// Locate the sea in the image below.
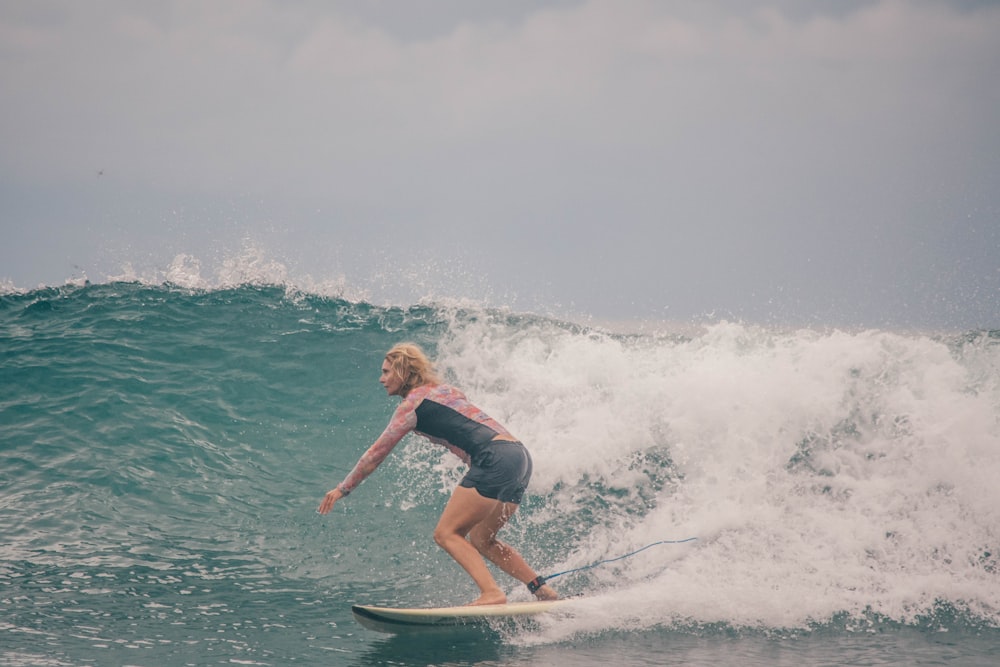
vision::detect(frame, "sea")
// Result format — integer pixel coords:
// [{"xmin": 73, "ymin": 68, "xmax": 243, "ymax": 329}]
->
[{"xmin": 2, "ymin": 270, "xmax": 998, "ymax": 666}]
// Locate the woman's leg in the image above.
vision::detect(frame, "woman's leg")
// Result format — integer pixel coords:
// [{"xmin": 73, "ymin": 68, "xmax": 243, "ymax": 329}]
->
[
  {"xmin": 433, "ymin": 485, "xmax": 508, "ymax": 605},
  {"xmin": 434, "ymin": 485, "xmax": 558, "ymax": 605},
  {"xmin": 467, "ymin": 501, "xmax": 558, "ymax": 600}
]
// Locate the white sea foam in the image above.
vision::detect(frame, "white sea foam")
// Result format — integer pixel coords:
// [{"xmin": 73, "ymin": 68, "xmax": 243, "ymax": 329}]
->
[
  {"xmin": 429, "ymin": 315, "xmax": 1000, "ymax": 637},
  {"xmin": 99, "ymin": 246, "xmax": 367, "ymax": 304}
]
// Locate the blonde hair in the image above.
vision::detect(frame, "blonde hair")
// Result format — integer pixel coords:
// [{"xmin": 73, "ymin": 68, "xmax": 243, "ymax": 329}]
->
[{"xmin": 385, "ymin": 342, "xmax": 441, "ymax": 395}]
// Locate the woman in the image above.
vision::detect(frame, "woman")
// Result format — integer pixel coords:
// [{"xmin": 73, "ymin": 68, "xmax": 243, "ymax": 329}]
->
[{"xmin": 318, "ymin": 343, "xmax": 558, "ymax": 606}]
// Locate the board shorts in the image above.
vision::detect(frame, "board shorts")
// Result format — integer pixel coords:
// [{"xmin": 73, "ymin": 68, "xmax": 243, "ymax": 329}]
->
[{"xmin": 459, "ymin": 440, "xmax": 533, "ymax": 504}]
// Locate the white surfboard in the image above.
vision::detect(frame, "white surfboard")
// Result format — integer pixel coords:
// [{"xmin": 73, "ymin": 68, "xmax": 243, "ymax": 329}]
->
[{"xmin": 352, "ymin": 599, "xmax": 568, "ymax": 633}]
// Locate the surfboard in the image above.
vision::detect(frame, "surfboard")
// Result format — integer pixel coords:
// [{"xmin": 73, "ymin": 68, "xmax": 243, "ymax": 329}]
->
[{"xmin": 351, "ymin": 599, "xmax": 568, "ymax": 633}]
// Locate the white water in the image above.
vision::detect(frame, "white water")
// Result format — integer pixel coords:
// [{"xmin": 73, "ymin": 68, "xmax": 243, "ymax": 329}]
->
[{"xmin": 425, "ymin": 316, "xmax": 1000, "ymax": 639}]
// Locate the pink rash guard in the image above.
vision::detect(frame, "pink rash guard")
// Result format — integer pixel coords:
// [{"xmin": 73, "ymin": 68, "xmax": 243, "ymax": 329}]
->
[{"xmin": 336, "ymin": 384, "xmax": 515, "ymax": 496}]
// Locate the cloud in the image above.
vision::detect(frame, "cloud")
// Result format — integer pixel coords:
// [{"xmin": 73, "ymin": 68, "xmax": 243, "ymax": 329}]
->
[
  {"xmin": 1, "ymin": 1, "xmax": 998, "ymax": 327},
  {"xmin": 5, "ymin": 1, "xmax": 997, "ymax": 191}
]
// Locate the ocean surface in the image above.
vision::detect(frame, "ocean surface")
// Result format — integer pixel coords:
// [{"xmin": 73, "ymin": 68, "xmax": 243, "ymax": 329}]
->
[{"xmin": 2, "ymin": 279, "xmax": 998, "ymax": 666}]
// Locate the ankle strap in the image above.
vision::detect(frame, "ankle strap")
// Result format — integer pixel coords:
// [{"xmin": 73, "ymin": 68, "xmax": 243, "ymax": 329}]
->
[{"xmin": 526, "ymin": 576, "xmax": 547, "ymax": 594}]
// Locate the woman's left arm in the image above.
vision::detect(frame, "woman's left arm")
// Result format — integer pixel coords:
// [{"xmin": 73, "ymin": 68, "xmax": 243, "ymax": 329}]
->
[
  {"xmin": 317, "ymin": 486, "xmax": 345, "ymax": 515},
  {"xmin": 317, "ymin": 400, "xmax": 417, "ymax": 513}
]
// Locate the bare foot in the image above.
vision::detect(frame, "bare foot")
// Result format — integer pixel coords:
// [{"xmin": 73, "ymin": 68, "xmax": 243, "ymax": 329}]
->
[
  {"xmin": 533, "ymin": 584, "xmax": 559, "ymax": 601},
  {"xmin": 467, "ymin": 589, "xmax": 507, "ymax": 606}
]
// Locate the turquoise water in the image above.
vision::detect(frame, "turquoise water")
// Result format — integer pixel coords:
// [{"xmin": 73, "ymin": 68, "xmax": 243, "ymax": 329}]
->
[{"xmin": 2, "ymin": 282, "xmax": 999, "ymax": 666}]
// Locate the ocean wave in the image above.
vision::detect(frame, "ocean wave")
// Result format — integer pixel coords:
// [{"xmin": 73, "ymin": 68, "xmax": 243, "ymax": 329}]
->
[{"xmin": 2, "ymin": 280, "xmax": 999, "ymax": 650}]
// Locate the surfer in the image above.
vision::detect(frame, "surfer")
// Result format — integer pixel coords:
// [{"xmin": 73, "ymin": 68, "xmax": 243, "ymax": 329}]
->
[{"xmin": 318, "ymin": 342, "xmax": 558, "ymax": 606}]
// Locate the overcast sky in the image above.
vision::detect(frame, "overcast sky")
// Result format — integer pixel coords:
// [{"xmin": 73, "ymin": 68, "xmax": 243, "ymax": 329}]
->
[{"xmin": 2, "ymin": 0, "xmax": 998, "ymax": 330}]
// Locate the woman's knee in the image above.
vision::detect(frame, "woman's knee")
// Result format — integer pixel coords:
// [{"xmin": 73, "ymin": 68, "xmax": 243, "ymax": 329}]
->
[
  {"xmin": 433, "ymin": 524, "xmax": 454, "ymax": 548},
  {"xmin": 468, "ymin": 530, "xmax": 501, "ymax": 555}
]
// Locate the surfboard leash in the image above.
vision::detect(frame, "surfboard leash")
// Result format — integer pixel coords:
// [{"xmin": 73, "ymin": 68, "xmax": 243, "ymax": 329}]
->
[{"xmin": 537, "ymin": 537, "xmax": 698, "ymax": 586}]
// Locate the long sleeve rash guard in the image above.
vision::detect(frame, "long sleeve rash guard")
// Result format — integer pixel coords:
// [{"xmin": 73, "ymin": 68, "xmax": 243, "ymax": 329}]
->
[{"xmin": 336, "ymin": 384, "xmax": 514, "ymax": 496}]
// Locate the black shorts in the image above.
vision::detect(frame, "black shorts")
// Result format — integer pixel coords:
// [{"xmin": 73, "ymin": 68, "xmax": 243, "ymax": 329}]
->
[{"xmin": 459, "ymin": 440, "xmax": 533, "ymax": 504}]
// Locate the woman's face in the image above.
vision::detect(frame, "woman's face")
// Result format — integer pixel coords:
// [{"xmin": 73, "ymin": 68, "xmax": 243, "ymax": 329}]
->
[{"xmin": 380, "ymin": 359, "xmax": 405, "ymax": 396}]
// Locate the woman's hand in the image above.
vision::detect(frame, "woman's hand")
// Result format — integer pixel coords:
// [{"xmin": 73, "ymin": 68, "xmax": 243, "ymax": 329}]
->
[{"xmin": 317, "ymin": 487, "xmax": 344, "ymax": 515}]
